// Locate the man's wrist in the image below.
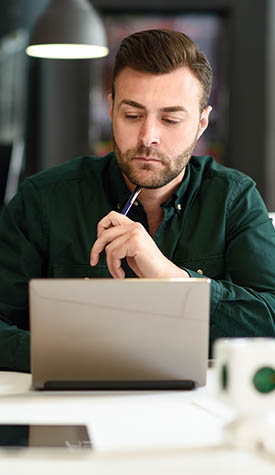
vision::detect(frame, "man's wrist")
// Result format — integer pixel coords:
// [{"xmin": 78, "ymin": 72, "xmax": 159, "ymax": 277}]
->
[{"xmin": 168, "ymin": 263, "xmax": 190, "ymax": 279}]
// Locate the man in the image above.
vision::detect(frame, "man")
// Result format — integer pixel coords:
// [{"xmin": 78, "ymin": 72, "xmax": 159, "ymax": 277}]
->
[{"xmin": 0, "ymin": 29, "xmax": 274, "ymax": 373}]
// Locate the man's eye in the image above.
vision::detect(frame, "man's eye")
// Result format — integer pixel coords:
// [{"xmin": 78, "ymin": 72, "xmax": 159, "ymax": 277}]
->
[
  {"xmin": 125, "ymin": 114, "xmax": 142, "ymax": 120},
  {"xmin": 162, "ymin": 118, "xmax": 180, "ymax": 125}
]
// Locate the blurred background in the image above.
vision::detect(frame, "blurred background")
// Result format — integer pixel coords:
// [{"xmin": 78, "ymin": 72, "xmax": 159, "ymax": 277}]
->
[{"xmin": 0, "ymin": 0, "xmax": 275, "ymax": 211}]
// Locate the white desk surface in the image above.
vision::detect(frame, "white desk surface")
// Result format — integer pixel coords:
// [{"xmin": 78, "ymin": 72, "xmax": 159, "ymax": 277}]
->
[{"xmin": 0, "ymin": 369, "xmax": 274, "ymax": 474}]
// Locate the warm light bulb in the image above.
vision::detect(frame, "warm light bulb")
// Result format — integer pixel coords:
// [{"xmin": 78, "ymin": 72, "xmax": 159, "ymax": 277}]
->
[{"xmin": 26, "ymin": 43, "xmax": 109, "ymax": 59}]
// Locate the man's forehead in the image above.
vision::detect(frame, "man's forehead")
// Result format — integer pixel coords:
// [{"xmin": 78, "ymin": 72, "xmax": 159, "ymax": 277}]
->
[{"xmin": 114, "ymin": 66, "xmax": 203, "ymax": 106}]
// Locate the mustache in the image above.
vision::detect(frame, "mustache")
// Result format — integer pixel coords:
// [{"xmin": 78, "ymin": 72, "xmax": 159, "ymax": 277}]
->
[{"xmin": 126, "ymin": 145, "xmax": 168, "ymax": 162}]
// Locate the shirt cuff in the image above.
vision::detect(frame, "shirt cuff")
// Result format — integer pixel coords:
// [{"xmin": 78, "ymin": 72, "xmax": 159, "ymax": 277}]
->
[
  {"xmin": 183, "ymin": 267, "xmax": 222, "ymax": 318},
  {"xmin": 183, "ymin": 268, "xmax": 206, "ymax": 278}
]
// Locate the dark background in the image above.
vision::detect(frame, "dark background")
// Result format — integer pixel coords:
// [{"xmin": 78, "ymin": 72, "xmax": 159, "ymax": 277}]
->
[{"xmin": 0, "ymin": 0, "xmax": 275, "ymax": 210}]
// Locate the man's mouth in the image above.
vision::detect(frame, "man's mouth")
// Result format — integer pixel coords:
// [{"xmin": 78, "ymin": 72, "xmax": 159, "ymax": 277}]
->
[{"xmin": 132, "ymin": 156, "xmax": 161, "ymax": 162}]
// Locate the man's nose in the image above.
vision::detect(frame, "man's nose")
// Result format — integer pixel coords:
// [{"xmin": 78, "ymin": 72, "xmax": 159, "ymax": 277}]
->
[{"xmin": 139, "ymin": 117, "xmax": 160, "ymax": 147}]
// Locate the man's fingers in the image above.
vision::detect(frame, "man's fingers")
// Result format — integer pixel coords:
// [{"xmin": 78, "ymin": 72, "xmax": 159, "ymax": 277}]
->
[
  {"xmin": 105, "ymin": 239, "xmax": 127, "ymax": 279},
  {"xmin": 90, "ymin": 222, "xmax": 129, "ymax": 266},
  {"xmin": 104, "ymin": 226, "xmax": 143, "ymax": 278},
  {"xmin": 97, "ymin": 211, "xmax": 131, "ymax": 237}
]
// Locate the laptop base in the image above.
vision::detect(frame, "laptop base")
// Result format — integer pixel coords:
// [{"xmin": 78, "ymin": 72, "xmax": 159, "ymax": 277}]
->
[{"xmin": 43, "ymin": 380, "xmax": 197, "ymax": 391}]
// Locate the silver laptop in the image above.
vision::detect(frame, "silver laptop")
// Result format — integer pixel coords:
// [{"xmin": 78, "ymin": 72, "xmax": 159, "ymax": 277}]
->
[{"xmin": 29, "ymin": 278, "xmax": 210, "ymax": 390}]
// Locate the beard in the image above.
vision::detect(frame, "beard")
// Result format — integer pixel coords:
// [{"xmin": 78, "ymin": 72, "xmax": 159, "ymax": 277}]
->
[{"xmin": 113, "ymin": 132, "xmax": 198, "ymax": 189}]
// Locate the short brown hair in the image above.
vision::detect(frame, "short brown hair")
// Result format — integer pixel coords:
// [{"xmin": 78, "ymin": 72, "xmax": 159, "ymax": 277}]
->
[{"xmin": 112, "ymin": 29, "xmax": 212, "ymax": 111}]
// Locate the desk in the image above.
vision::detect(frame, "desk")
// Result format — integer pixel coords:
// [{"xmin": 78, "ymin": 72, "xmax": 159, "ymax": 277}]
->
[{"xmin": 0, "ymin": 369, "xmax": 274, "ymax": 474}]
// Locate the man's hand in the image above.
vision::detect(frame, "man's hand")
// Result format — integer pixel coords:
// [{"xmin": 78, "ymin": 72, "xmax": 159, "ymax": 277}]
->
[{"xmin": 90, "ymin": 211, "xmax": 190, "ymax": 279}]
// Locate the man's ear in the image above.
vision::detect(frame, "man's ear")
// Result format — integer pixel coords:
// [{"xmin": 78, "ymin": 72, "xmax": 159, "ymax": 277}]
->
[
  {"xmin": 108, "ymin": 93, "xmax": 113, "ymax": 119},
  {"xmin": 197, "ymin": 105, "xmax": 212, "ymax": 140}
]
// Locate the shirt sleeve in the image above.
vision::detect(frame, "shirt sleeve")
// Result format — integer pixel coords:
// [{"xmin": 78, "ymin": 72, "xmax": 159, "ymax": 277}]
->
[
  {"xmin": 185, "ymin": 178, "xmax": 275, "ymax": 352},
  {"xmin": 0, "ymin": 179, "xmax": 47, "ymax": 372}
]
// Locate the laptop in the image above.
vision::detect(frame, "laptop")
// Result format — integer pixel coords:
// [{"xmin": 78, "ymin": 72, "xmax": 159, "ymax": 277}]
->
[{"xmin": 29, "ymin": 278, "xmax": 210, "ymax": 390}]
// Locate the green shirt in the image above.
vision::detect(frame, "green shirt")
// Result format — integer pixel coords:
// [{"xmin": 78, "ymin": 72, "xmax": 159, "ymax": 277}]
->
[{"xmin": 0, "ymin": 153, "xmax": 275, "ymax": 372}]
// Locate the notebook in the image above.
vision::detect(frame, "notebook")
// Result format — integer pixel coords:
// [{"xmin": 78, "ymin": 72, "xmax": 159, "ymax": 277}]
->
[{"xmin": 29, "ymin": 278, "xmax": 210, "ymax": 390}]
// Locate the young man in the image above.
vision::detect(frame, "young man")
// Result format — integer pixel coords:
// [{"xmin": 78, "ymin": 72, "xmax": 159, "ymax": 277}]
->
[{"xmin": 0, "ymin": 30, "xmax": 274, "ymax": 373}]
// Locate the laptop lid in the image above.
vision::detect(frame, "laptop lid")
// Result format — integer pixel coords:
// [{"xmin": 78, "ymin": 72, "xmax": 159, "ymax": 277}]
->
[{"xmin": 29, "ymin": 278, "xmax": 210, "ymax": 390}]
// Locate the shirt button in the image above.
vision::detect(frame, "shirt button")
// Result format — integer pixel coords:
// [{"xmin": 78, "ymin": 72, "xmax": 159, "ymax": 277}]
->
[
  {"xmin": 134, "ymin": 200, "xmax": 139, "ymax": 206},
  {"xmin": 196, "ymin": 269, "xmax": 204, "ymax": 275},
  {"xmin": 177, "ymin": 203, "xmax": 182, "ymax": 211},
  {"xmin": 117, "ymin": 203, "xmax": 121, "ymax": 210}
]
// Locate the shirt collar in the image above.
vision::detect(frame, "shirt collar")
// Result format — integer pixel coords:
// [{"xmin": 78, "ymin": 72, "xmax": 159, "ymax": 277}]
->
[{"xmin": 161, "ymin": 164, "xmax": 191, "ymax": 214}]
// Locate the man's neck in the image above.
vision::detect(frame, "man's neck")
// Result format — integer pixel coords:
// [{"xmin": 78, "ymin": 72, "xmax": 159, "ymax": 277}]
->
[{"xmin": 122, "ymin": 170, "xmax": 186, "ymax": 235}]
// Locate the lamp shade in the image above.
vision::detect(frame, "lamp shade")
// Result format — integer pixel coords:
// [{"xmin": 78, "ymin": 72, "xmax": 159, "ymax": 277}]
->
[{"xmin": 26, "ymin": 0, "xmax": 109, "ymax": 59}]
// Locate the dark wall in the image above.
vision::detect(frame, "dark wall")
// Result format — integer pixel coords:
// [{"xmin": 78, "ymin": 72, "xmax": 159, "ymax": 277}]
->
[{"xmin": 38, "ymin": 59, "xmax": 91, "ymax": 171}]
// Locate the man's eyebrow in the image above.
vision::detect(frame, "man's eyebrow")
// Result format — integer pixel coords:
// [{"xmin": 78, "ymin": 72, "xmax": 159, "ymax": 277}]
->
[
  {"xmin": 160, "ymin": 106, "xmax": 187, "ymax": 113},
  {"xmin": 118, "ymin": 100, "xmax": 188, "ymax": 113},
  {"xmin": 118, "ymin": 99, "xmax": 145, "ymax": 109}
]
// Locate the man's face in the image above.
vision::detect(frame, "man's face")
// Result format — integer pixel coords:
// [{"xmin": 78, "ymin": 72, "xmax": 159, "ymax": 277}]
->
[{"xmin": 110, "ymin": 66, "xmax": 211, "ymax": 189}]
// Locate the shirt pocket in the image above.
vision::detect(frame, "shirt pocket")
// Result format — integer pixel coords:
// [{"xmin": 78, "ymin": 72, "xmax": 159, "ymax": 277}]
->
[
  {"xmin": 53, "ymin": 264, "xmax": 111, "ymax": 278},
  {"xmin": 175, "ymin": 254, "xmax": 225, "ymax": 280}
]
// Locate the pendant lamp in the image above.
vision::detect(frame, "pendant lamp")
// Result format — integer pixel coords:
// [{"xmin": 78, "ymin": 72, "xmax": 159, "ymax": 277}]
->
[{"xmin": 26, "ymin": 0, "xmax": 109, "ymax": 59}]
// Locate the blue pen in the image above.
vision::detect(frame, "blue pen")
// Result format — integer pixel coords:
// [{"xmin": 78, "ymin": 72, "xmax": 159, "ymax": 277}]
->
[{"xmin": 121, "ymin": 186, "xmax": 142, "ymax": 216}]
